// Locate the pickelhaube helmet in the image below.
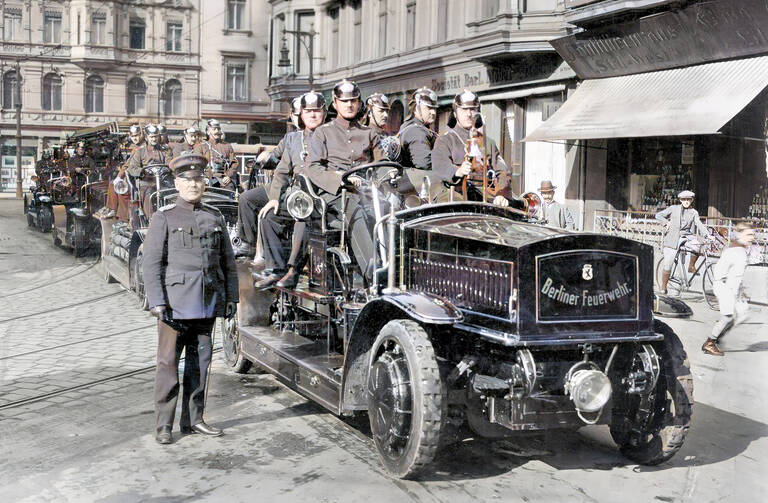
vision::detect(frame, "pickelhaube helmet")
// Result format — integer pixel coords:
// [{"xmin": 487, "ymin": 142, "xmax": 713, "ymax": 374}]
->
[
  {"xmin": 333, "ymin": 79, "xmax": 361, "ymax": 101},
  {"xmin": 129, "ymin": 124, "xmax": 142, "ymax": 135},
  {"xmin": 290, "ymin": 96, "xmax": 302, "ymax": 116},
  {"xmin": 301, "ymin": 91, "xmax": 327, "ymax": 111},
  {"xmin": 366, "ymin": 93, "xmax": 390, "ymax": 110},
  {"xmin": 185, "ymin": 124, "xmax": 199, "ymax": 134},
  {"xmin": 145, "ymin": 124, "xmax": 159, "ymax": 135},
  {"xmin": 411, "ymin": 87, "xmax": 439, "ymax": 109},
  {"xmin": 207, "ymin": 118, "xmax": 221, "ymax": 129},
  {"xmin": 453, "ymin": 89, "xmax": 480, "ymax": 109},
  {"xmin": 157, "ymin": 124, "xmax": 167, "ymax": 134}
]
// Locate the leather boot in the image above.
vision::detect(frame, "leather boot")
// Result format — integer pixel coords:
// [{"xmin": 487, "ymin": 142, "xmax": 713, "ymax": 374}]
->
[
  {"xmin": 660, "ymin": 271, "xmax": 671, "ymax": 294},
  {"xmin": 276, "ymin": 267, "xmax": 300, "ymax": 289},
  {"xmin": 701, "ymin": 338, "xmax": 724, "ymax": 356},
  {"xmin": 688, "ymin": 254, "xmax": 698, "ymax": 274}
]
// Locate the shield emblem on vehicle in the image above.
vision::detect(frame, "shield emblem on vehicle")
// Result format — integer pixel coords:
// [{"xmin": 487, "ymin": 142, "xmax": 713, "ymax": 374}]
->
[{"xmin": 582, "ymin": 264, "xmax": 593, "ymax": 281}]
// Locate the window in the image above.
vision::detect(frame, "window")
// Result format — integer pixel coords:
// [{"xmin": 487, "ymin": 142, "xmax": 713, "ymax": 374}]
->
[
  {"xmin": 437, "ymin": 0, "xmax": 448, "ymax": 42},
  {"xmin": 3, "ymin": 71, "xmax": 19, "ymax": 108},
  {"xmin": 329, "ymin": 7, "xmax": 339, "ymax": 69},
  {"xmin": 126, "ymin": 77, "xmax": 146, "ymax": 115},
  {"xmin": 129, "ymin": 18, "xmax": 145, "ymax": 49},
  {"xmin": 44, "ymin": 12, "xmax": 62, "ymax": 44},
  {"xmin": 85, "ymin": 75, "xmax": 104, "ymax": 113},
  {"xmin": 378, "ymin": 1, "xmax": 387, "ymax": 57},
  {"xmin": 164, "ymin": 79, "xmax": 182, "ymax": 116},
  {"xmin": 91, "ymin": 14, "xmax": 106, "ymax": 45},
  {"xmin": 166, "ymin": 22, "xmax": 183, "ymax": 52},
  {"xmin": 42, "ymin": 73, "xmax": 62, "ymax": 111},
  {"xmin": 353, "ymin": 3, "xmax": 362, "ymax": 63},
  {"xmin": 3, "ymin": 11, "xmax": 22, "ymax": 41},
  {"xmin": 227, "ymin": 0, "xmax": 246, "ymax": 30},
  {"xmin": 226, "ymin": 64, "xmax": 247, "ymax": 101},
  {"xmin": 295, "ymin": 11, "xmax": 314, "ymax": 75},
  {"xmin": 405, "ymin": 2, "xmax": 416, "ymax": 50}
]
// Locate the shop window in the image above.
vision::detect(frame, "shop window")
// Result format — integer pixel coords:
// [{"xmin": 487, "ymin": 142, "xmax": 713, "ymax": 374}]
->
[
  {"xmin": 127, "ymin": 77, "xmax": 146, "ymax": 115},
  {"xmin": 3, "ymin": 11, "xmax": 22, "ymax": 41},
  {"xmin": 166, "ymin": 22, "xmax": 183, "ymax": 52},
  {"xmin": 226, "ymin": 63, "xmax": 247, "ymax": 102},
  {"xmin": 130, "ymin": 18, "xmax": 145, "ymax": 49},
  {"xmin": 228, "ymin": 0, "xmax": 246, "ymax": 30},
  {"xmin": 85, "ymin": 75, "xmax": 104, "ymax": 113},
  {"xmin": 42, "ymin": 73, "xmax": 62, "ymax": 111},
  {"xmin": 3, "ymin": 71, "xmax": 19, "ymax": 108},
  {"xmin": 44, "ymin": 12, "xmax": 62, "ymax": 44},
  {"xmin": 91, "ymin": 14, "xmax": 106, "ymax": 45},
  {"xmin": 164, "ymin": 79, "xmax": 182, "ymax": 116}
]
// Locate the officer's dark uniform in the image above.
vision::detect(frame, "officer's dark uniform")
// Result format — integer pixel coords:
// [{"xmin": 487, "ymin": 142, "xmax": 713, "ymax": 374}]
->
[
  {"xmin": 398, "ymin": 115, "xmax": 439, "ymax": 196},
  {"xmin": 171, "ymin": 140, "xmax": 197, "ymax": 158},
  {"xmin": 67, "ymin": 151, "xmax": 95, "ymax": 189},
  {"xmin": 126, "ymin": 141, "xmax": 171, "ymax": 217},
  {"xmin": 194, "ymin": 139, "xmax": 239, "ymax": 187},
  {"xmin": 142, "ymin": 154, "xmax": 238, "ymax": 443}
]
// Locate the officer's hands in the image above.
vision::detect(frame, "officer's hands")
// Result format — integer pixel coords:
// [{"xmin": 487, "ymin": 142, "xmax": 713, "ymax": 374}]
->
[
  {"xmin": 225, "ymin": 302, "xmax": 237, "ymax": 319},
  {"xmin": 347, "ymin": 175, "xmax": 363, "ymax": 187},
  {"xmin": 455, "ymin": 161, "xmax": 472, "ymax": 178},
  {"xmin": 259, "ymin": 199, "xmax": 279, "ymax": 219},
  {"xmin": 221, "ymin": 176, "xmax": 231, "ymax": 186},
  {"xmin": 493, "ymin": 195, "xmax": 509, "ymax": 207},
  {"xmin": 150, "ymin": 305, "xmax": 166, "ymax": 319}
]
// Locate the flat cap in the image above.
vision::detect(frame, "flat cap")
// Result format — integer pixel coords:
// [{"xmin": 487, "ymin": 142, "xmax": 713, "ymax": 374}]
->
[
  {"xmin": 169, "ymin": 153, "xmax": 207, "ymax": 178},
  {"xmin": 678, "ymin": 190, "xmax": 695, "ymax": 198}
]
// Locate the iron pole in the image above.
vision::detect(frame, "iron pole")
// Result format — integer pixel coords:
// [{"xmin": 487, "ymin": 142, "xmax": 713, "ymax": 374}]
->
[{"xmin": 15, "ymin": 59, "xmax": 22, "ymax": 199}]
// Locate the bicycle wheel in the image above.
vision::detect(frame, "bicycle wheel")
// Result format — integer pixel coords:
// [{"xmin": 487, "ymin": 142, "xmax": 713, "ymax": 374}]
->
[
  {"xmin": 702, "ymin": 263, "xmax": 718, "ymax": 310},
  {"xmin": 668, "ymin": 252, "xmax": 685, "ymax": 296}
]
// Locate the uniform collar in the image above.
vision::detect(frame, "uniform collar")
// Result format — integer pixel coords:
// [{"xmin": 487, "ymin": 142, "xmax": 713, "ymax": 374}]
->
[
  {"xmin": 176, "ymin": 197, "xmax": 202, "ymax": 210},
  {"xmin": 334, "ymin": 116, "xmax": 356, "ymax": 130}
]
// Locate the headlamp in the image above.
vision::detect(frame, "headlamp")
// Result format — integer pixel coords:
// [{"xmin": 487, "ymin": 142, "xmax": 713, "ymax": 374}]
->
[
  {"xmin": 565, "ymin": 368, "xmax": 612, "ymax": 413},
  {"xmin": 286, "ymin": 189, "xmax": 314, "ymax": 220}
]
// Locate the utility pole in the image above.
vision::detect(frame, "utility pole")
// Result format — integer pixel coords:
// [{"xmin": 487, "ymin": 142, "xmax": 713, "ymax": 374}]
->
[{"xmin": 14, "ymin": 58, "xmax": 22, "ymax": 199}]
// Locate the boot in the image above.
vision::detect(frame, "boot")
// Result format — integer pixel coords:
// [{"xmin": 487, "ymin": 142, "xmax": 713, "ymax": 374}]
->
[
  {"xmin": 701, "ymin": 338, "xmax": 724, "ymax": 356},
  {"xmin": 688, "ymin": 254, "xmax": 698, "ymax": 274},
  {"xmin": 276, "ymin": 267, "xmax": 300, "ymax": 289},
  {"xmin": 660, "ymin": 271, "xmax": 671, "ymax": 294}
]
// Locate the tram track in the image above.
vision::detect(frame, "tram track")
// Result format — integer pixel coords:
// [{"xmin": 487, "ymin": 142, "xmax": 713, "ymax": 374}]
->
[
  {"xmin": 0, "ymin": 290, "xmax": 126, "ymax": 324},
  {"xmin": 0, "ymin": 260, "xmax": 99, "ymax": 299}
]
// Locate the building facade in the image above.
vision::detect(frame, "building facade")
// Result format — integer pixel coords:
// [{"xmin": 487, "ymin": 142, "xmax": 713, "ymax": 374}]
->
[
  {"xmin": 0, "ymin": 0, "xmax": 202, "ymax": 190},
  {"xmin": 199, "ymin": 0, "xmax": 285, "ymax": 145},
  {"xmin": 267, "ymin": 0, "xmax": 576, "ymax": 213}
]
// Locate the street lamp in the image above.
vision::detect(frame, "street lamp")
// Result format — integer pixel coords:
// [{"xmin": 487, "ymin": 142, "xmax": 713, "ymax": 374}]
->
[
  {"xmin": 280, "ymin": 27, "xmax": 316, "ymax": 87},
  {"xmin": 277, "ymin": 36, "xmax": 291, "ymax": 76}
]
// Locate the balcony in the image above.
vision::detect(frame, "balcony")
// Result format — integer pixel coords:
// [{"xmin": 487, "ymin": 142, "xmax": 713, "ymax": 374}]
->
[
  {"xmin": 70, "ymin": 45, "xmax": 116, "ymax": 66},
  {"xmin": 0, "ymin": 42, "xmax": 71, "ymax": 59}
]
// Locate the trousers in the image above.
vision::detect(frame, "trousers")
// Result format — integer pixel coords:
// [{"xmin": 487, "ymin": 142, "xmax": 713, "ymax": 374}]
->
[
  {"xmin": 155, "ymin": 318, "xmax": 214, "ymax": 431},
  {"xmin": 238, "ymin": 186, "xmax": 269, "ymax": 244},
  {"xmin": 260, "ymin": 206, "xmax": 307, "ymax": 274},
  {"xmin": 326, "ymin": 190, "xmax": 375, "ymax": 278}
]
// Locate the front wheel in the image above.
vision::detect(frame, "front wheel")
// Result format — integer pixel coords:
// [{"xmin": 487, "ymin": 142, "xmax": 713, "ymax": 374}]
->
[
  {"xmin": 702, "ymin": 263, "xmax": 718, "ymax": 310},
  {"xmin": 220, "ymin": 315, "xmax": 252, "ymax": 374},
  {"xmin": 367, "ymin": 320, "xmax": 446, "ymax": 479},
  {"xmin": 131, "ymin": 245, "xmax": 148, "ymax": 310},
  {"xmin": 610, "ymin": 320, "xmax": 693, "ymax": 465}
]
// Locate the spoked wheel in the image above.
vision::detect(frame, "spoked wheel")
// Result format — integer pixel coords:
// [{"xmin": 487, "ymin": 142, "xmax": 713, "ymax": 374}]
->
[
  {"xmin": 131, "ymin": 245, "xmax": 148, "ymax": 310},
  {"xmin": 367, "ymin": 320, "xmax": 445, "ymax": 479},
  {"xmin": 610, "ymin": 320, "xmax": 693, "ymax": 465},
  {"xmin": 220, "ymin": 315, "xmax": 252, "ymax": 374},
  {"xmin": 702, "ymin": 263, "xmax": 718, "ymax": 310},
  {"xmin": 39, "ymin": 206, "xmax": 52, "ymax": 233},
  {"xmin": 72, "ymin": 219, "xmax": 88, "ymax": 257}
]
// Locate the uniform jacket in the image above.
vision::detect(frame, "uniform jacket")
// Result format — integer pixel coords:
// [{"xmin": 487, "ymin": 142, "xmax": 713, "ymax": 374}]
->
[
  {"xmin": 67, "ymin": 154, "xmax": 95, "ymax": 186},
  {"xmin": 126, "ymin": 144, "xmax": 171, "ymax": 178},
  {"xmin": 194, "ymin": 140, "xmax": 238, "ymax": 171},
  {"xmin": 171, "ymin": 141, "xmax": 197, "ymax": 158},
  {"xmin": 268, "ymin": 130, "xmax": 312, "ymax": 201},
  {"xmin": 538, "ymin": 200, "xmax": 575, "ymax": 230},
  {"xmin": 398, "ymin": 117, "xmax": 437, "ymax": 171},
  {"xmin": 143, "ymin": 197, "xmax": 239, "ymax": 319},
  {"xmin": 306, "ymin": 117, "xmax": 383, "ymax": 195},
  {"xmin": 655, "ymin": 204, "xmax": 708, "ymax": 249},
  {"xmin": 431, "ymin": 125, "xmax": 511, "ymax": 199}
]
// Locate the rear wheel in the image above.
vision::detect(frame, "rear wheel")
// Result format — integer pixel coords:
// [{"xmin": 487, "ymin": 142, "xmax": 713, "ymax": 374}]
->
[
  {"xmin": 221, "ymin": 315, "xmax": 252, "ymax": 374},
  {"xmin": 702, "ymin": 263, "xmax": 718, "ymax": 310},
  {"xmin": 131, "ymin": 245, "xmax": 148, "ymax": 310},
  {"xmin": 367, "ymin": 320, "xmax": 445, "ymax": 479},
  {"xmin": 38, "ymin": 206, "xmax": 52, "ymax": 233},
  {"xmin": 610, "ymin": 320, "xmax": 693, "ymax": 465},
  {"xmin": 72, "ymin": 218, "xmax": 89, "ymax": 257}
]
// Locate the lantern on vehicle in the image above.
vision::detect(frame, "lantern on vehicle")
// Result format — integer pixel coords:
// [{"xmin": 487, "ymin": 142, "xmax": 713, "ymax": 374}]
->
[
  {"xmin": 113, "ymin": 176, "xmax": 129, "ymax": 195},
  {"xmin": 564, "ymin": 363, "xmax": 612, "ymax": 413},
  {"xmin": 286, "ymin": 189, "xmax": 314, "ymax": 220}
]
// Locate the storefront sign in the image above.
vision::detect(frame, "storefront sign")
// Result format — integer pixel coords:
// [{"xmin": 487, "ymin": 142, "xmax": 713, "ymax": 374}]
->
[{"xmin": 552, "ymin": 0, "xmax": 768, "ymax": 79}]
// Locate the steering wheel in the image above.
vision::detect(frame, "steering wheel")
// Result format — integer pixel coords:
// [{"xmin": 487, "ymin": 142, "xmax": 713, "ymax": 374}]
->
[
  {"xmin": 340, "ymin": 160, "xmax": 404, "ymax": 187},
  {"xmin": 142, "ymin": 163, "xmax": 169, "ymax": 177}
]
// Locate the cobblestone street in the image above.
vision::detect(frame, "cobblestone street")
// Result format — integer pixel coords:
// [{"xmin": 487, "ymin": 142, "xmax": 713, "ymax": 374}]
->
[{"xmin": 1, "ymin": 198, "xmax": 767, "ymax": 503}]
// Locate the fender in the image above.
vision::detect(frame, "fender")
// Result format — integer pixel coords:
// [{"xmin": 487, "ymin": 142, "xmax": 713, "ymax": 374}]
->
[{"xmin": 339, "ymin": 292, "xmax": 463, "ymax": 412}]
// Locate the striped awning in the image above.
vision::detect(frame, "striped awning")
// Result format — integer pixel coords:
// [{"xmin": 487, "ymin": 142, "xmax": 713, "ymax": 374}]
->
[{"xmin": 524, "ymin": 56, "xmax": 768, "ymax": 141}]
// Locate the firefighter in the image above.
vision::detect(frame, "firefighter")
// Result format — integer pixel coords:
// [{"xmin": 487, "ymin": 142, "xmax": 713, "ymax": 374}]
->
[
  {"xmin": 194, "ymin": 119, "xmax": 239, "ymax": 188},
  {"xmin": 126, "ymin": 124, "xmax": 171, "ymax": 219}
]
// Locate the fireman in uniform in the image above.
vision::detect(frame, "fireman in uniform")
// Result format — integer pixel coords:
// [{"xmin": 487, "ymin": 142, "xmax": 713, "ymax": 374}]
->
[
  {"xmin": 432, "ymin": 89, "xmax": 514, "ymax": 207},
  {"xmin": 172, "ymin": 125, "xmax": 200, "ymax": 158},
  {"xmin": 126, "ymin": 124, "xmax": 171, "ymax": 218},
  {"xmin": 35, "ymin": 152, "xmax": 55, "ymax": 189},
  {"xmin": 194, "ymin": 119, "xmax": 239, "ymax": 188},
  {"xmin": 361, "ymin": 93, "xmax": 390, "ymax": 136},
  {"xmin": 143, "ymin": 153, "xmax": 238, "ymax": 444},
  {"xmin": 256, "ymin": 91, "xmax": 327, "ymax": 289},
  {"xmin": 305, "ymin": 79, "xmax": 384, "ymax": 279},
  {"xmin": 67, "ymin": 141, "xmax": 95, "ymax": 191},
  {"xmin": 398, "ymin": 87, "xmax": 440, "ymax": 198},
  {"xmin": 104, "ymin": 124, "xmax": 144, "ymax": 220}
]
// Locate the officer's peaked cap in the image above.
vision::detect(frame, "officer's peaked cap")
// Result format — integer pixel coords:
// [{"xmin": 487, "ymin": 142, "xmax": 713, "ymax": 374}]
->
[
  {"xmin": 169, "ymin": 154, "xmax": 207, "ymax": 178},
  {"xmin": 333, "ymin": 79, "xmax": 360, "ymax": 100}
]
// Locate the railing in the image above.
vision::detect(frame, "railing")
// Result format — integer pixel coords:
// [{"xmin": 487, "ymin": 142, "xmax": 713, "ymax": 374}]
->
[{"xmin": 594, "ymin": 209, "xmax": 768, "ymax": 262}]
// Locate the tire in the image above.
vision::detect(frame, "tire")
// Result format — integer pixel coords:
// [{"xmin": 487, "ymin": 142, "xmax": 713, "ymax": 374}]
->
[
  {"xmin": 132, "ymin": 245, "xmax": 148, "ymax": 311},
  {"xmin": 702, "ymin": 263, "xmax": 718, "ymax": 310},
  {"xmin": 610, "ymin": 320, "xmax": 693, "ymax": 465},
  {"xmin": 367, "ymin": 320, "xmax": 446, "ymax": 479},
  {"xmin": 72, "ymin": 219, "xmax": 88, "ymax": 257},
  {"xmin": 39, "ymin": 207, "xmax": 52, "ymax": 233},
  {"xmin": 220, "ymin": 315, "xmax": 252, "ymax": 374}
]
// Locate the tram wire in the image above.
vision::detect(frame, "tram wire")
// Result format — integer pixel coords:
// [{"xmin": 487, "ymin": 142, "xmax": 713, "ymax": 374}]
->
[
  {"xmin": 0, "ymin": 260, "xmax": 99, "ymax": 299},
  {"xmin": 0, "ymin": 290, "xmax": 126, "ymax": 324}
]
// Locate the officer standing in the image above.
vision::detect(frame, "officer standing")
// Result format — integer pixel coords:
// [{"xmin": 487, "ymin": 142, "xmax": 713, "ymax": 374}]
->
[
  {"xmin": 432, "ymin": 90, "xmax": 514, "ymax": 206},
  {"xmin": 126, "ymin": 125, "xmax": 171, "ymax": 219},
  {"xmin": 143, "ymin": 154, "xmax": 238, "ymax": 445}
]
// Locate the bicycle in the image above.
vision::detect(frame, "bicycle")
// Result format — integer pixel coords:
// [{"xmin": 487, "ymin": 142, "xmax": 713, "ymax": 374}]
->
[{"xmin": 655, "ymin": 231, "xmax": 724, "ymax": 309}]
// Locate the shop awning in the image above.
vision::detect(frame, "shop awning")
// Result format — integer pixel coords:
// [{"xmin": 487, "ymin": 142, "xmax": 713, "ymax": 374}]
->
[{"xmin": 524, "ymin": 56, "xmax": 768, "ymax": 142}]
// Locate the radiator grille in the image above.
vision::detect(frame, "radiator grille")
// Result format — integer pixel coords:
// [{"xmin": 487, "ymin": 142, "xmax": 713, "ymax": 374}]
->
[{"xmin": 408, "ymin": 249, "xmax": 514, "ymax": 317}]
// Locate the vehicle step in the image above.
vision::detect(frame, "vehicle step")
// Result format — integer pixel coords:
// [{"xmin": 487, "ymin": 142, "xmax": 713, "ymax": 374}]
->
[{"xmin": 250, "ymin": 271, "xmax": 333, "ymax": 303}]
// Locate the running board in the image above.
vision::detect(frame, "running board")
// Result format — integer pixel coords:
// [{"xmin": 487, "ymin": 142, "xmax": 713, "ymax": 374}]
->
[{"xmin": 239, "ymin": 325, "xmax": 344, "ymax": 415}]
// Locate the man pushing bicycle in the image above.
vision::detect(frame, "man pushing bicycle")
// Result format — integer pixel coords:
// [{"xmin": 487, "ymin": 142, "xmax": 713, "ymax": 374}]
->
[{"xmin": 655, "ymin": 190, "xmax": 711, "ymax": 294}]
